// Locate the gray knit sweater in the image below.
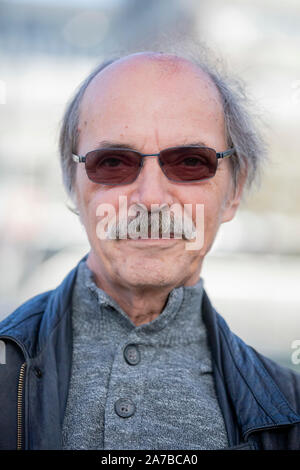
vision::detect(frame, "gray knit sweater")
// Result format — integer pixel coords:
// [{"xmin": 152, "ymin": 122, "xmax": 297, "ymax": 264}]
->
[{"xmin": 62, "ymin": 260, "xmax": 229, "ymax": 450}]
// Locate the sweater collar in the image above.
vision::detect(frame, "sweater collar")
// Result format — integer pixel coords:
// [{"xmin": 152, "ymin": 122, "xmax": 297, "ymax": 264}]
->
[{"xmin": 72, "ymin": 258, "xmax": 204, "ymax": 336}]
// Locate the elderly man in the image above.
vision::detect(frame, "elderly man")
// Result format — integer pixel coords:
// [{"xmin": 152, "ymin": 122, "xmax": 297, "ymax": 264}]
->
[{"xmin": 0, "ymin": 51, "xmax": 300, "ymax": 451}]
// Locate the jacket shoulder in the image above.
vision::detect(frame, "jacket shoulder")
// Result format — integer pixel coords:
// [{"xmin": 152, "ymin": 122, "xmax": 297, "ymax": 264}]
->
[
  {"xmin": 254, "ymin": 350, "xmax": 300, "ymax": 414},
  {"xmin": 216, "ymin": 311, "xmax": 300, "ymax": 417},
  {"xmin": 0, "ymin": 290, "xmax": 52, "ymax": 337},
  {"xmin": 0, "ymin": 255, "xmax": 85, "ymax": 356},
  {"xmin": 0, "ymin": 291, "xmax": 54, "ymax": 361}
]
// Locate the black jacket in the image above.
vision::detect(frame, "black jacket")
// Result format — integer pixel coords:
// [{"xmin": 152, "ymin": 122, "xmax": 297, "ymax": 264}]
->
[{"xmin": 0, "ymin": 255, "xmax": 300, "ymax": 450}]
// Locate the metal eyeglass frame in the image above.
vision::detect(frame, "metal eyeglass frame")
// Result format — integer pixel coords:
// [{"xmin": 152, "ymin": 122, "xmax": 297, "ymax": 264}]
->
[{"xmin": 72, "ymin": 145, "xmax": 235, "ymax": 184}]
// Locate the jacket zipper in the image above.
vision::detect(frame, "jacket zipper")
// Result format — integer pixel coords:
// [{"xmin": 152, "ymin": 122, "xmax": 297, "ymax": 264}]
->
[{"xmin": 17, "ymin": 362, "xmax": 27, "ymax": 450}]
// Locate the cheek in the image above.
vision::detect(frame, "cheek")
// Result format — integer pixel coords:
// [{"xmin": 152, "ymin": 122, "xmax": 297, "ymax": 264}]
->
[
  {"xmin": 75, "ymin": 167, "xmax": 106, "ymax": 230},
  {"xmin": 201, "ymin": 197, "xmax": 222, "ymax": 238},
  {"xmin": 75, "ymin": 173, "xmax": 128, "ymax": 238},
  {"xmin": 183, "ymin": 181, "xmax": 228, "ymax": 248},
  {"xmin": 183, "ymin": 181, "xmax": 224, "ymax": 220}
]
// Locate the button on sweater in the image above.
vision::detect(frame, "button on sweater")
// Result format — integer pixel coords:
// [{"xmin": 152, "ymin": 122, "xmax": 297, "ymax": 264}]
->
[{"xmin": 62, "ymin": 260, "xmax": 229, "ymax": 450}]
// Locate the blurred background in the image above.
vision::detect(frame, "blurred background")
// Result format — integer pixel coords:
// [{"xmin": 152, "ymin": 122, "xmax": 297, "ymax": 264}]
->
[{"xmin": 0, "ymin": 0, "xmax": 299, "ymax": 370}]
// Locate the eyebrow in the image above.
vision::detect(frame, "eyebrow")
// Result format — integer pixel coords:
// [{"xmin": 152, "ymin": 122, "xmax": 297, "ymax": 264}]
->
[{"xmin": 95, "ymin": 140, "xmax": 209, "ymax": 151}]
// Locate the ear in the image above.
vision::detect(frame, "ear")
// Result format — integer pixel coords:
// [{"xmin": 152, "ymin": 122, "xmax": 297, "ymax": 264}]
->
[{"xmin": 221, "ymin": 170, "xmax": 247, "ymax": 224}]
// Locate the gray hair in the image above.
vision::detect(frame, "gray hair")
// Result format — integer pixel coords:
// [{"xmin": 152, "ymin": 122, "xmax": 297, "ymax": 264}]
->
[{"xmin": 58, "ymin": 51, "xmax": 267, "ymax": 203}]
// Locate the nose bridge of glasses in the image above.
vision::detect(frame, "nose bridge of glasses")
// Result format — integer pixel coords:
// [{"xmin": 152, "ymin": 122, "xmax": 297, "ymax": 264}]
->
[
  {"xmin": 137, "ymin": 151, "xmax": 168, "ymax": 183},
  {"xmin": 139, "ymin": 152, "xmax": 164, "ymax": 170},
  {"xmin": 141, "ymin": 152, "xmax": 160, "ymax": 158},
  {"xmin": 133, "ymin": 152, "xmax": 174, "ymax": 207}
]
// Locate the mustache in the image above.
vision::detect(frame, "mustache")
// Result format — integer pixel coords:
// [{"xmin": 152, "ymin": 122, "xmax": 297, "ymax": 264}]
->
[{"xmin": 106, "ymin": 204, "xmax": 197, "ymax": 240}]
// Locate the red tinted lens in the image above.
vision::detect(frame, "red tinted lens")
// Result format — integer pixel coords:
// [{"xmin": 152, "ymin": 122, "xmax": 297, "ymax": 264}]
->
[
  {"xmin": 159, "ymin": 147, "xmax": 217, "ymax": 182},
  {"xmin": 85, "ymin": 149, "xmax": 141, "ymax": 184}
]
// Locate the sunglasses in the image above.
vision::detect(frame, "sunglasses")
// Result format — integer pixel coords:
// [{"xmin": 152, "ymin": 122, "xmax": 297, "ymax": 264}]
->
[{"xmin": 72, "ymin": 145, "xmax": 235, "ymax": 185}]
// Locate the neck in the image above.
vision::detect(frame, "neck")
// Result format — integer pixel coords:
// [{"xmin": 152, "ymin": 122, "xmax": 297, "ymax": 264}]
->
[{"xmin": 86, "ymin": 252, "xmax": 199, "ymax": 326}]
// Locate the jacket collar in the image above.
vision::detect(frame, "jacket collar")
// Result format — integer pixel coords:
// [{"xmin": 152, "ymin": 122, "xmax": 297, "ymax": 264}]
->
[{"xmin": 37, "ymin": 255, "xmax": 85, "ymax": 354}]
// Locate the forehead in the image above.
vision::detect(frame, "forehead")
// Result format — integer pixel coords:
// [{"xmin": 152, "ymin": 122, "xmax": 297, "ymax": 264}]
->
[{"xmin": 78, "ymin": 54, "xmax": 225, "ymax": 150}]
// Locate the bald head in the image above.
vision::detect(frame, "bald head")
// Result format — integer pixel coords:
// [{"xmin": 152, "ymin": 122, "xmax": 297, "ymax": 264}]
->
[{"xmin": 77, "ymin": 52, "xmax": 226, "ymax": 156}]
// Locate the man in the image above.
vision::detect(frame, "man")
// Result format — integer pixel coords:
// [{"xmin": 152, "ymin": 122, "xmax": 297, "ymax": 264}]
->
[{"xmin": 0, "ymin": 51, "xmax": 299, "ymax": 450}]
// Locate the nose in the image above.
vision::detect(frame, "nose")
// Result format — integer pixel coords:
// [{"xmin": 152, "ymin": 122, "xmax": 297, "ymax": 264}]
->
[{"xmin": 128, "ymin": 155, "xmax": 175, "ymax": 210}]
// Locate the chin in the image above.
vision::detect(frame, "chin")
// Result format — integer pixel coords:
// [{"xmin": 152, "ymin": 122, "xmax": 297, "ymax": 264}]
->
[{"xmin": 119, "ymin": 265, "xmax": 181, "ymax": 289}]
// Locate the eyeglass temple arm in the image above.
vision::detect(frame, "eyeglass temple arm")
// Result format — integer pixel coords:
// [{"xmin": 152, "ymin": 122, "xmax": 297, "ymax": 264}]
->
[
  {"xmin": 216, "ymin": 148, "xmax": 235, "ymax": 159},
  {"xmin": 72, "ymin": 154, "xmax": 86, "ymax": 163}
]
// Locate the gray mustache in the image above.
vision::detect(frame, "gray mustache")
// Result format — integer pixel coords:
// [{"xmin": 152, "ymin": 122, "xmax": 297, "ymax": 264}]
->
[{"xmin": 107, "ymin": 206, "xmax": 196, "ymax": 240}]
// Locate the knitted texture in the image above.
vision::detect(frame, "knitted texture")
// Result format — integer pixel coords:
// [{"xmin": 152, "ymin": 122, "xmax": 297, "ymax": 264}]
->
[{"xmin": 62, "ymin": 260, "xmax": 229, "ymax": 450}]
